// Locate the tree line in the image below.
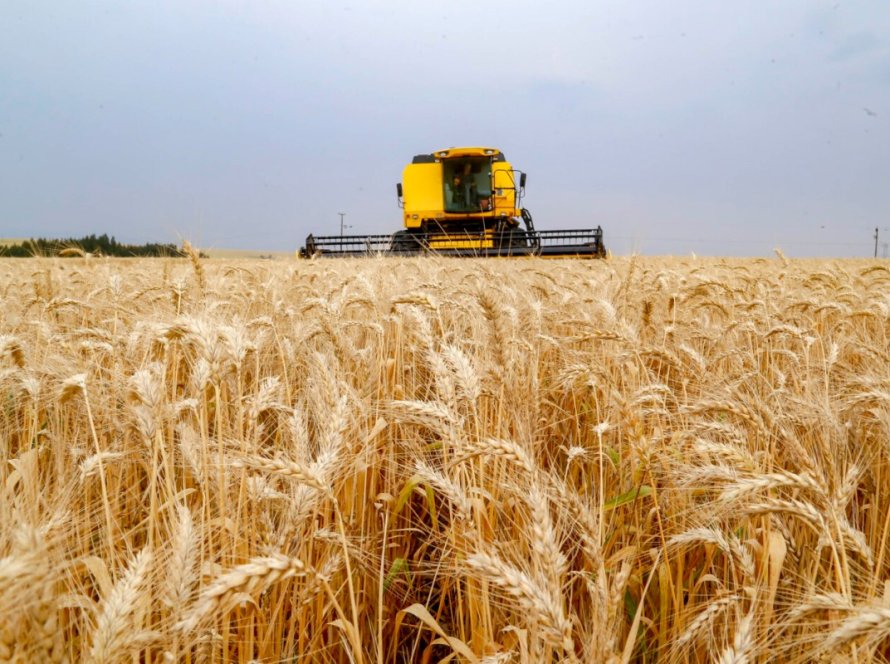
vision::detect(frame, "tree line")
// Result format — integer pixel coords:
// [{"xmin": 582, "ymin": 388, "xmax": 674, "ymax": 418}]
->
[{"xmin": 0, "ymin": 234, "xmax": 202, "ymax": 257}]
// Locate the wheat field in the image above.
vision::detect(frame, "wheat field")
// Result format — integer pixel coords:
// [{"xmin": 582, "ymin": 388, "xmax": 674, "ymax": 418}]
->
[{"xmin": 1, "ymin": 253, "xmax": 889, "ymax": 663}]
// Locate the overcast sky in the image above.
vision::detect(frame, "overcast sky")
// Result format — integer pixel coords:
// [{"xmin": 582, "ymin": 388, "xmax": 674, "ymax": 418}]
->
[{"xmin": 2, "ymin": 1, "xmax": 889, "ymax": 256}]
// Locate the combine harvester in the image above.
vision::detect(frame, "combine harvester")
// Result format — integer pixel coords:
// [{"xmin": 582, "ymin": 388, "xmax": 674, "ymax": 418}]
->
[{"xmin": 299, "ymin": 146, "xmax": 605, "ymax": 258}]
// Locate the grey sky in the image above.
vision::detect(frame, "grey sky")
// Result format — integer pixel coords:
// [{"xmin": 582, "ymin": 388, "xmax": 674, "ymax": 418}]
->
[{"xmin": 1, "ymin": 1, "xmax": 888, "ymax": 256}]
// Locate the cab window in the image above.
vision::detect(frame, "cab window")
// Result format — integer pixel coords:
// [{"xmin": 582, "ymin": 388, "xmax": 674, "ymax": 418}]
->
[{"xmin": 444, "ymin": 159, "xmax": 492, "ymax": 212}]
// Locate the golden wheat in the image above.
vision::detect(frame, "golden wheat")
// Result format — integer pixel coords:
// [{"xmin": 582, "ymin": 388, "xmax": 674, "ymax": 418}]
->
[{"xmin": 0, "ymin": 254, "xmax": 889, "ymax": 662}]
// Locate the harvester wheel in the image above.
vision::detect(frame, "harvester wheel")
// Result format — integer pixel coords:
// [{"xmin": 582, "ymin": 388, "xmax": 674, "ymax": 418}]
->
[
  {"xmin": 390, "ymin": 231, "xmax": 420, "ymax": 254},
  {"xmin": 301, "ymin": 235, "xmax": 318, "ymax": 258},
  {"xmin": 498, "ymin": 228, "xmax": 531, "ymax": 256}
]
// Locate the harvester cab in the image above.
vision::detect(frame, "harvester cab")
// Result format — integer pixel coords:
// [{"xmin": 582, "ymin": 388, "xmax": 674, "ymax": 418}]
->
[{"xmin": 300, "ymin": 146, "xmax": 604, "ymax": 258}]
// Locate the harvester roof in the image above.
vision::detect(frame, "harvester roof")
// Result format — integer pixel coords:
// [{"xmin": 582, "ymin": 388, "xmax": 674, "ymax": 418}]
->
[{"xmin": 431, "ymin": 147, "xmax": 505, "ymax": 160}]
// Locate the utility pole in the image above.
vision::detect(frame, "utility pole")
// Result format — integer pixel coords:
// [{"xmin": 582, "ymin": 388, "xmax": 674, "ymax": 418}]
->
[
  {"xmin": 339, "ymin": 212, "xmax": 351, "ymax": 238},
  {"xmin": 876, "ymin": 227, "xmax": 879, "ymax": 258}
]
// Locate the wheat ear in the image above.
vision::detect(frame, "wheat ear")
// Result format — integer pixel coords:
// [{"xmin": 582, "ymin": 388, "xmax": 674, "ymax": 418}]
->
[
  {"xmin": 176, "ymin": 553, "xmax": 312, "ymax": 633},
  {"xmin": 467, "ymin": 551, "xmax": 574, "ymax": 654},
  {"xmin": 89, "ymin": 549, "xmax": 152, "ymax": 663}
]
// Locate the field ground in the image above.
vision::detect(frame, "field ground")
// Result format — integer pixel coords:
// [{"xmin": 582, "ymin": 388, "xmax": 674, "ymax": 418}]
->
[
  {"xmin": 1, "ymin": 255, "xmax": 889, "ymax": 662},
  {"xmin": 199, "ymin": 246, "xmax": 295, "ymax": 259}
]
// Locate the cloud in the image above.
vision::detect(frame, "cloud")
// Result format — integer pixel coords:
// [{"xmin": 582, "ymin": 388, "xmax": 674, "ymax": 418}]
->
[{"xmin": 830, "ymin": 31, "xmax": 885, "ymax": 61}]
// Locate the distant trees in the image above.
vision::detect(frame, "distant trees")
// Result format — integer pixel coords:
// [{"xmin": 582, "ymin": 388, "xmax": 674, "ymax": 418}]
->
[{"xmin": 0, "ymin": 234, "xmax": 202, "ymax": 257}]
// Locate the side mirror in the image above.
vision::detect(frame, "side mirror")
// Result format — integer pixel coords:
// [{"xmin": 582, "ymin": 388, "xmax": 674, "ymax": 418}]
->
[
  {"xmin": 396, "ymin": 183, "xmax": 403, "ymax": 198},
  {"xmin": 519, "ymin": 173, "xmax": 527, "ymax": 189}
]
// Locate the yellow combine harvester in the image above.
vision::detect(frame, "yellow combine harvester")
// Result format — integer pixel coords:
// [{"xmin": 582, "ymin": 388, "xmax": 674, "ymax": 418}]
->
[{"xmin": 299, "ymin": 146, "xmax": 605, "ymax": 257}]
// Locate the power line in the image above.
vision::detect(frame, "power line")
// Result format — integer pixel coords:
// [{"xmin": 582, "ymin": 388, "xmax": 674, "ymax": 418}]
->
[{"xmin": 606, "ymin": 236, "xmax": 868, "ymax": 247}]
